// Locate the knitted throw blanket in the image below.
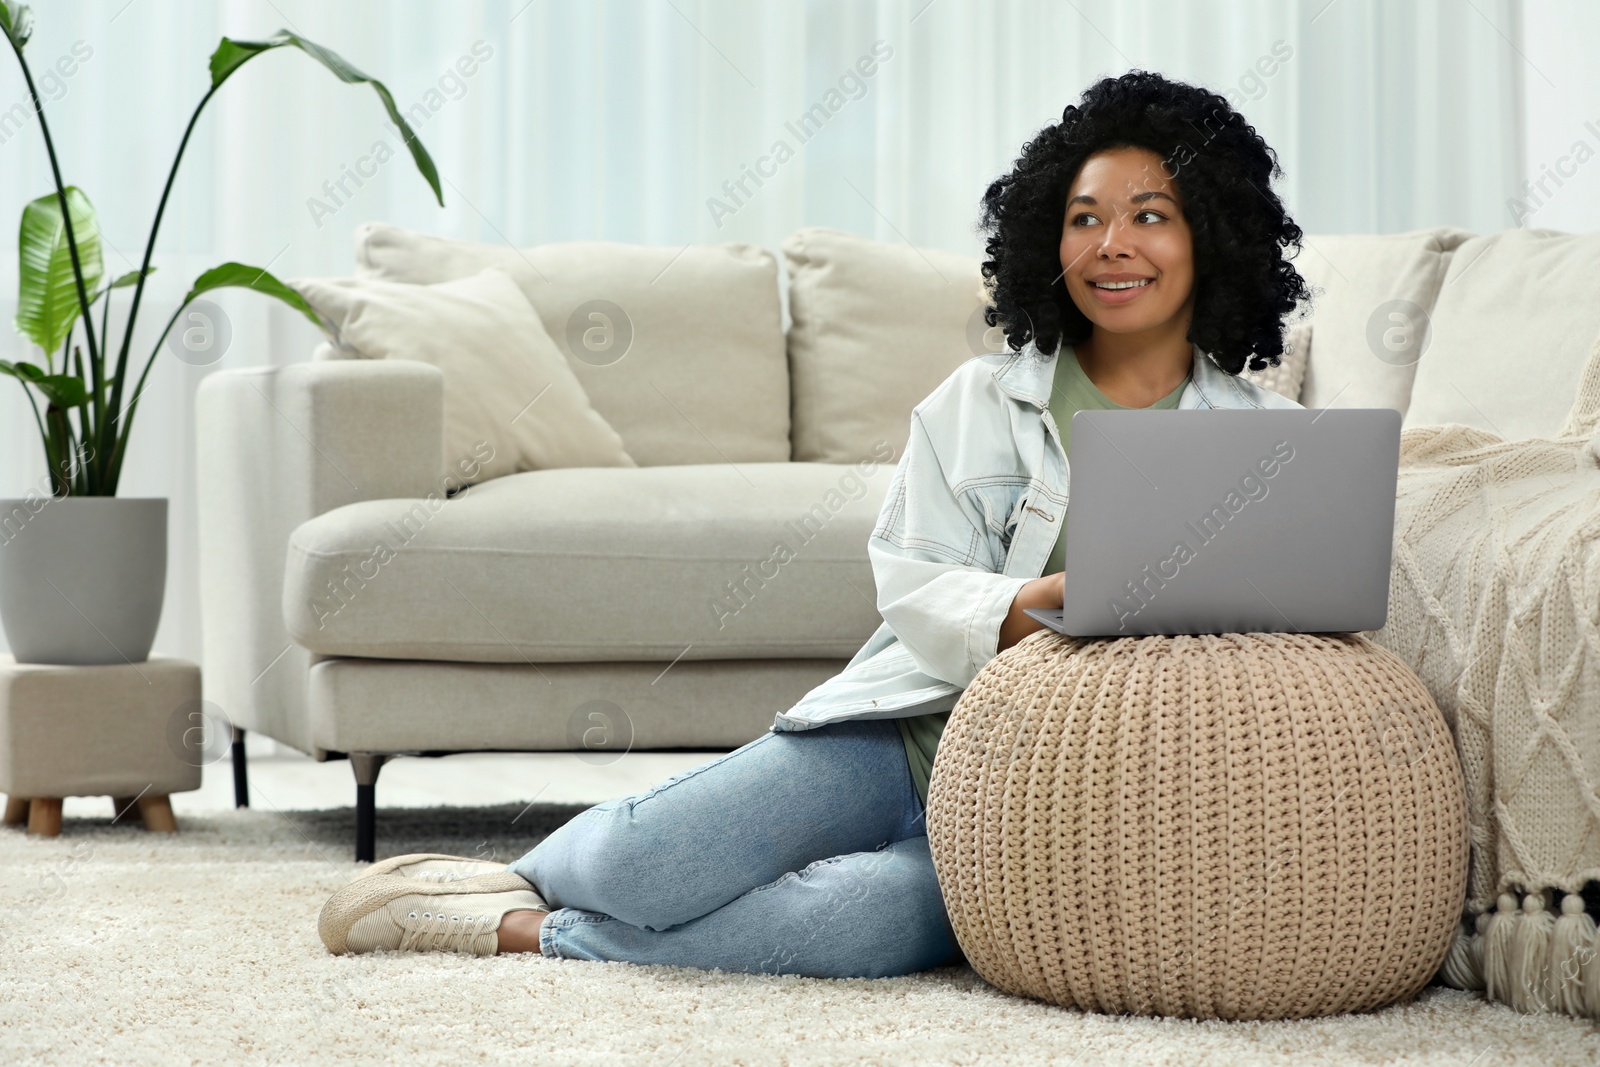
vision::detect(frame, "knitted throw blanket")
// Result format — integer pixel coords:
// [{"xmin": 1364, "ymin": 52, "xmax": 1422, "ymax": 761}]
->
[{"xmin": 1363, "ymin": 339, "xmax": 1600, "ymax": 1017}]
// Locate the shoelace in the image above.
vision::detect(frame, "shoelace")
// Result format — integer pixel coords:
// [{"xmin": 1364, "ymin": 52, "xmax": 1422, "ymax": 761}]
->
[{"xmin": 397, "ymin": 907, "xmax": 499, "ymax": 954}]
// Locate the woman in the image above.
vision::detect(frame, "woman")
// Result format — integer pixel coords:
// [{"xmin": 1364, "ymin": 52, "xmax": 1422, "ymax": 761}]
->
[{"xmin": 316, "ymin": 68, "xmax": 1311, "ymax": 973}]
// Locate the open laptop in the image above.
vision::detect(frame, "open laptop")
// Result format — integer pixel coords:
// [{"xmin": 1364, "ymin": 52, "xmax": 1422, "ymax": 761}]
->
[{"xmin": 1022, "ymin": 408, "xmax": 1401, "ymax": 637}]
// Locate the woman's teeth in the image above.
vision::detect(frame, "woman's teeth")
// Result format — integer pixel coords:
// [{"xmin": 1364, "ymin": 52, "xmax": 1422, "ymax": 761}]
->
[{"xmin": 1092, "ymin": 279, "xmax": 1151, "ymax": 290}]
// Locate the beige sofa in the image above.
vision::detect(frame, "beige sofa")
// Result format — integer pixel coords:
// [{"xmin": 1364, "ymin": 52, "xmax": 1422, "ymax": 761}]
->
[{"xmin": 195, "ymin": 222, "xmax": 1600, "ymax": 862}]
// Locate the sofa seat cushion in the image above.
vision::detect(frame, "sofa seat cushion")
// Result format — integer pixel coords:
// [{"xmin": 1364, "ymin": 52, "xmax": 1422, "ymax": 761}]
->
[{"xmin": 283, "ymin": 462, "xmax": 895, "ymax": 663}]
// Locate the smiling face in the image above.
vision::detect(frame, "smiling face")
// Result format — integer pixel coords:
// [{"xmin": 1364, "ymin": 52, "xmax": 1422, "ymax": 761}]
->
[{"xmin": 1059, "ymin": 146, "xmax": 1197, "ymax": 346}]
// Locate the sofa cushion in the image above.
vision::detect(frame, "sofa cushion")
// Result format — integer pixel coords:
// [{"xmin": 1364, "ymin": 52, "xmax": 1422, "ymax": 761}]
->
[
  {"xmin": 1240, "ymin": 318, "xmax": 1311, "ymax": 402},
  {"xmin": 283, "ymin": 460, "xmax": 897, "ymax": 663},
  {"xmin": 1294, "ymin": 227, "xmax": 1475, "ymax": 415},
  {"xmin": 783, "ymin": 227, "xmax": 987, "ymax": 465},
  {"xmin": 353, "ymin": 222, "xmax": 789, "ymax": 467},
  {"xmin": 291, "ymin": 268, "xmax": 636, "ymax": 483},
  {"xmin": 1403, "ymin": 229, "xmax": 1600, "ymax": 440}
]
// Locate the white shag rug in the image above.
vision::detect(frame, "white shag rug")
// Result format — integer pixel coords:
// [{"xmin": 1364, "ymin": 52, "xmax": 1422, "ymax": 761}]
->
[{"xmin": 3, "ymin": 802, "xmax": 1598, "ymax": 1067}]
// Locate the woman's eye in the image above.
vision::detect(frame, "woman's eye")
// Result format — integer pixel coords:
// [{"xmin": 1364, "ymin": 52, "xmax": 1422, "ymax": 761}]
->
[{"xmin": 1073, "ymin": 210, "xmax": 1164, "ymax": 225}]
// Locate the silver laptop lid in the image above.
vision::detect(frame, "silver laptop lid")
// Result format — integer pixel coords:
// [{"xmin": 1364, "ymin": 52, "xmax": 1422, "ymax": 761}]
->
[{"xmin": 1051, "ymin": 407, "xmax": 1400, "ymax": 637}]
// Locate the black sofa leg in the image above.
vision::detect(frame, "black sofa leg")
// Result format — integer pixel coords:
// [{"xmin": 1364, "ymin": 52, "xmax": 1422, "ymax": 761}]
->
[
  {"xmin": 230, "ymin": 726, "xmax": 249, "ymax": 808},
  {"xmin": 355, "ymin": 783, "xmax": 375, "ymax": 864},
  {"xmin": 350, "ymin": 753, "xmax": 389, "ymax": 864}
]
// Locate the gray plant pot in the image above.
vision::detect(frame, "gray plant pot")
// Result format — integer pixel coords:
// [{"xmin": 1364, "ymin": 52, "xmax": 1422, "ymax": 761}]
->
[{"xmin": 0, "ymin": 497, "xmax": 168, "ymax": 665}]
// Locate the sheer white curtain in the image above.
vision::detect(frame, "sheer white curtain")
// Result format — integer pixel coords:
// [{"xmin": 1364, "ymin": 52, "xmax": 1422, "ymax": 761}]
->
[{"xmin": 0, "ymin": 0, "xmax": 1540, "ymax": 666}]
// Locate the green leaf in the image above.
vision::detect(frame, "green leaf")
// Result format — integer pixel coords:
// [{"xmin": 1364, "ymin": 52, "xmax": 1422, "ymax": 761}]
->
[
  {"xmin": 90, "ymin": 266, "xmax": 156, "ymax": 303},
  {"xmin": 208, "ymin": 30, "xmax": 443, "ymax": 205},
  {"xmin": 105, "ymin": 266, "xmax": 154, "ymax": 290},
  {"xmin": 0, "ymin": 358, "xmax": 45, "ymax": 382},
  {"xmin": 3, "ymin": 356, "xmax": 118, "ymax": 391},
  {"xmin": 182, "ymin": 262, "xmax": 322, "ymax": 328},
  {"xmin": 15, "ymin": 186, "xmax": 103, "ymax": 355},
  {"xmin": 0, "ymin": 360, "xmax": 89, "ymax": 408},
  {"xmin": 206, "ymin": 36, "xmax": 274, "ymax": 85},
  {"xmin": 35, "ymin": 374, "xmax": 88, "ymax": 408},
  {"xmin": 0, "ymin": 2, "xmax": 34, "ymax": 49}
]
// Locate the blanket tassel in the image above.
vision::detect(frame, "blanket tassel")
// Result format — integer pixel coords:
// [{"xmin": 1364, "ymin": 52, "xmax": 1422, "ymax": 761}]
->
[
  {"xmin": 1445, "ymin": 889, "xmax": 1599, "ymax": 1020},
  {"xmin": 1482, "ymin": 892, "xmax": 1519, "ymax": 1004},
  {"xmin": 1508, "ymin": 890, "xmax": 1555, "ymax": 1013},
  {"xmin": 1548, "ymin": 891, "xmax": 1597, "ymax": 1017},
  {"xmin": 1438, "ymin": 912, "xmax": 1484, "ymax": 990}
]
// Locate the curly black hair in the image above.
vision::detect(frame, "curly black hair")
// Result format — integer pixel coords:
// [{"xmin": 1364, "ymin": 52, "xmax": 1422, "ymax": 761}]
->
[{"xmin": 977, "ymin": 70, "xmax": 1313, "ymax": 374}]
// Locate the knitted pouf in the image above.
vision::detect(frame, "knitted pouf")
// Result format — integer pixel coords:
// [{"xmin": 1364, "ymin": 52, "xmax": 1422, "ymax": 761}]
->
[{"xmin": 926, "ymin": 630, "xmax": 1471, "ymax": 1021}]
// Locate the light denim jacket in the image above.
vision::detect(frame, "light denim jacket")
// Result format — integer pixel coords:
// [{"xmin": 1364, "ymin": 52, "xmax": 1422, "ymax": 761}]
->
[{"xmin": 771, "ymin": 340, "xmax": 1304, "ymax": 733}]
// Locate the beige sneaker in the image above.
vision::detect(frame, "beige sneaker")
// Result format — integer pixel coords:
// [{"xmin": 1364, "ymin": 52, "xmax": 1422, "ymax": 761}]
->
[
  {"xmin": 356, "ymin": 853, "xmax": 513, "ymax": 884},
  {"xmin": 319, "ymin": 870, "xmax": 546, "ymax": 956}
]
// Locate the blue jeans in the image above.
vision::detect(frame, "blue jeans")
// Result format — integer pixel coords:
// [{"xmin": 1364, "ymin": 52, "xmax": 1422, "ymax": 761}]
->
[{"xmin": 506, "ymin": 717, "xmax": 960, "ymax": 978}]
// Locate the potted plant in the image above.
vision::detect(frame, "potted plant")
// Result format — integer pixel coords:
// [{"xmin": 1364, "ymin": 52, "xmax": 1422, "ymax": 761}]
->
[{"xmin": 0, "ymin": 2, "xmax": 441, "ymax": 664}]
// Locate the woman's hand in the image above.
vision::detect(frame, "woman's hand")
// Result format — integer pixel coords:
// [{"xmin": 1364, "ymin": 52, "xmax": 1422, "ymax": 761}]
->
[{"xmin": 997, "ymin": 570, "xmax": 1065, "ymax": 653}]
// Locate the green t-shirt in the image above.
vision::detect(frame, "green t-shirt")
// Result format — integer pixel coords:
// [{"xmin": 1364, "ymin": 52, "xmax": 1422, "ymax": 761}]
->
[{"xmin": 894, "ymin": 346, "xmax": 1190, "ymax": 805}]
